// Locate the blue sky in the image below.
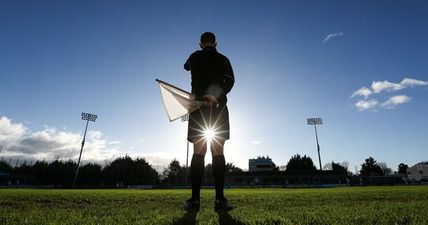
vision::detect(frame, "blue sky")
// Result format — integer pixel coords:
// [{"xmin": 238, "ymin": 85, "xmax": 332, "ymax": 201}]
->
[{"xmin": 1, "ymin": 0, "xmax": 427, "ymax": 172}]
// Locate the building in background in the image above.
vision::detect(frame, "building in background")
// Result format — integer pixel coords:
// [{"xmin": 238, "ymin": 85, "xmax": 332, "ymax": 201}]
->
[
  {"xmin": 249, "ymin": 156, "xmax": 275, "ymax": 172},
  {"xmin": 407, "ymin": 162, "xmax": 428, "ymax": 181}
]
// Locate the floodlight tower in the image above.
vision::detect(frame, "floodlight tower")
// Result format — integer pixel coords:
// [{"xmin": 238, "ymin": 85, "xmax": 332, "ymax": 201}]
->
[
  {"xmin": 307, "ymin": 118, "xmax": 323, "ymax": 171},
  {"xmin": 73, "ymin": 112, "xmax": 98, "ymax": 188}
]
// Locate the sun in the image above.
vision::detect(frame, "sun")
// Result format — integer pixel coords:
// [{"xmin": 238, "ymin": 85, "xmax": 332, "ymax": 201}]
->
[
  {"xmin": 203, "ymin": 128, "xmax": 216, "ymax": 141},
  {"xmin": 190, "ymin": 110, "xmax": 225, "ymax": 147}
]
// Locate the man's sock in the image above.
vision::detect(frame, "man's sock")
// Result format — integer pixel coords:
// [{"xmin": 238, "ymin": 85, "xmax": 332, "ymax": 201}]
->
[
  {"xmin": 212, "ymin": 155, "xmax": 226, "ymax": 200},
  {"xmin": 191, "ymin": 154, "xmax": 205, "ymax": 200}
]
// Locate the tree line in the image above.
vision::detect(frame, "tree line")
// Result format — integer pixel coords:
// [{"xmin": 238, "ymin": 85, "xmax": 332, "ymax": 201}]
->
[
  {"xmin": 0, "ymin": 154, "xmax": 410, "ymax": 186},
  {"xmin": 160, "ymin": 155, "xmax": 410, "ymax": 185},
  {"xmin": 0, "ymin": 155, "xmax": 159, "ymax": 187},
  {"xmin": 283, "ymin": 154, "xmax": 408, "ymax": 176}
]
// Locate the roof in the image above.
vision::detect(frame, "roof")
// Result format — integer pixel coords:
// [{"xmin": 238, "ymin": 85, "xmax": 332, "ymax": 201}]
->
[{"xmin": 409, "ymin": 162, "xmax": 428, "ymax": 168}]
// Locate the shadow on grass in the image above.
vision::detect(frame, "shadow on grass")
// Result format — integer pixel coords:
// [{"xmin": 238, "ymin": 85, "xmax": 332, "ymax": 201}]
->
[
  {"xmin": 218, "ymin": 211, "xmax": 246, "ymax": 225},
  {"xmin": 172, "ymin": 211, "xmax": 197, "ymax": 225}
]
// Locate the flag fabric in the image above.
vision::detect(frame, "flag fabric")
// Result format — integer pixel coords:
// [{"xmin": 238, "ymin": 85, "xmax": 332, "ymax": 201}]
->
[{"xmin": 156, "ymin": 79, "xmax": 203, "ymax": 122}]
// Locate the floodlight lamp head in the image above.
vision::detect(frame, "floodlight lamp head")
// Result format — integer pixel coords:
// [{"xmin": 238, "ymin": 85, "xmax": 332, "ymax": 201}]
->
[
  {"xmin": 307, "ymin": 118, "xmax": 322, "ymax": 125},
  {"xmin": 81, "ymin": 112, "xmax": 98, "ymax": 122}
]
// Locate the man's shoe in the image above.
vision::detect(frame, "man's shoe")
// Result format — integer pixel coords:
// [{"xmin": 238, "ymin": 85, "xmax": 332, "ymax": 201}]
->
[
  {"xmin": 214, "ymin": 198, "xmax": 233, "ymax": 212},
  {"xmin": 184, "ymin": 198, "xmax": 200, "ymax": 212}
]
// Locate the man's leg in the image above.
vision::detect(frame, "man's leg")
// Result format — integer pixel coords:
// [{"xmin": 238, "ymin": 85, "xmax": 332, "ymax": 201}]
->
[
  {"xmin": 211, "ymin": 138, "xmax": 233, "ymax": 211},
  {"xmin": 190, "ymin": 139, "xmax": 207, "ymax": 200},
  {"xmin": 211, "ymin": 139, "xmax": 225, "ymax": 200}
]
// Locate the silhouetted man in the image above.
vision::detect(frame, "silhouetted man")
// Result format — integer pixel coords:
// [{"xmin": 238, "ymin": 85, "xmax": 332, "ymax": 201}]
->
[{"xmin": 184, "ymin": 32, "xmax": 235, "ymax": 212}]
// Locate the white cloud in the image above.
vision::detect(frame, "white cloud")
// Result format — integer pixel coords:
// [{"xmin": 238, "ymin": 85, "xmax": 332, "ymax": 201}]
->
[
  {"xmin": 381, "ymin": 95, "xmax": 411, "ymax": 108},
  {"xmin": 355, "ymin": 99, "xmax": 378, "ymax": 111},
  {"xmin": 0, "ymin": 116, "xmax": 27, "ymax": 142},
  {"xmin": 351, "ymin": 77, "xmax": 426, "ymax": 111},
  {"xmin": 401, "ymin": 78, "xmax": 428, "ymax": 87},
  {"xmin": 82, "ymin": 131, "xmax": 123, "ymax": 162},
  {"xmin": 323, "ymin": 32, "xmax": 344, "ymax": 43},
  {"xmin": 251, "ymin": 141, "xmax": 261, "ymax": 144},
  {"xmin": 351, "ymin": 86, "xmax": 372, "ymax": 99},
  {"xmin": 140, "ymin": 152, "xmax": 172, "ymax": 166},
  {"xmin": 370, "ymin": 78, "xmax": 427, "ymax": 94},
  {"xmin": 128, "ymin": 152, "xmax": 174, "ymax": 172},
  {"xmin": 371, "ymin": 80, "xmax": 404, "ymax": 93},
  {"xmin": 0, "ymin": 117, "xmax": 122, "ymax": 162},
  {"xmin": 0, "ymin": 117, "xmax": 178, "ymax": 170}
]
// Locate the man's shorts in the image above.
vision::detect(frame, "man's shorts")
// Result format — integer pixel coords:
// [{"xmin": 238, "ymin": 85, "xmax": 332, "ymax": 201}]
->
[{"xmin": 187, "ymin": 104, "xmax": 230, "ymax": 142}]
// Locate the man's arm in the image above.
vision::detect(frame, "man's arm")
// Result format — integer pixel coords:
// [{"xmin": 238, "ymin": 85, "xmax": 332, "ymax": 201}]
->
[
  {"xmin": 184, "ymin": 54, "xmax": 192, "ymax": 71},
  {"xmin": 222, "ymin": 58, "xmax": 235, "ymax": 95}
]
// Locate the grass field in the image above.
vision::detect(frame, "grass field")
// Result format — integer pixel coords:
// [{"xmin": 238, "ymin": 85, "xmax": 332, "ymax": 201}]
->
[{"xmin": 1, "ymin": 186, "xmax": 427, "ymax": 225}]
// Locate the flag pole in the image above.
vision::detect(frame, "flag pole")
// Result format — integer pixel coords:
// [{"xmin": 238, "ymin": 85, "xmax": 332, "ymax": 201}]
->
[
  {"xmin": 156, "ymin": 79, "xmax": 192, "ymax": 95},
  {"xmin": 181, "ymin": 114, "xmax": 190, "ymax": 186}
]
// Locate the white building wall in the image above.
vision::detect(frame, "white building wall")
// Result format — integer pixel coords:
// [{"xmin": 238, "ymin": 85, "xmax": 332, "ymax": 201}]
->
[
  {"xmin": 407, "ymin": 162, "xmax": 428, "ymax": 181},
  {"xmin": 249, "ymin": 157, "xmax": 275, "ymax": 172}
]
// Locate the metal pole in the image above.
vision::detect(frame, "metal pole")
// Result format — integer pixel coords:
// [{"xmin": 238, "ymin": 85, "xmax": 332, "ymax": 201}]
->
[
  {"xmin": 314, "ymin": 124, "xmax": 322, "ymax": 170},
  {"xmin": 73, "ymin": 119, "xmax": 90, "ymax": 188},
  {"xmin": 185, "ymin": 140, "xmax": 190, "ymax": 184},
  {"xmin": 181, "ymin": 114, "xmax": 190, "ymax": 186},
  {"xmin": 186, "ymin": 140, "xmax": 189, "ymax": 168}
]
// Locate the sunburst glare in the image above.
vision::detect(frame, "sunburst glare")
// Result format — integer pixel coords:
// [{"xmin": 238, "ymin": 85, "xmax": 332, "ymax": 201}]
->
[{"xmin": 203, "ymin": 128, "xmax": 216, "ymax": 141}]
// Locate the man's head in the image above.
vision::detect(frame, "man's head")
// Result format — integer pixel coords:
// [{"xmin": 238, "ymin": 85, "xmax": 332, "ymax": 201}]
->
[{"xmin": 200, "ymin": 32, "xmax": 217, "ymax": 49}]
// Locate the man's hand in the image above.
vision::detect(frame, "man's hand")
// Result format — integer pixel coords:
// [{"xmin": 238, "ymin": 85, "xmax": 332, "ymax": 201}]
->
[{"xmin": 203, "ymin": 95, "xmax": 218, "ymax": 108}]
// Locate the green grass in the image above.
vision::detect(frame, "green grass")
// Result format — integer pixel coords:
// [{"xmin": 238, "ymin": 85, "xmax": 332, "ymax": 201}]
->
[{"xmin": 1, "ymin": 186, "xmax": 427, "ymax": 225}]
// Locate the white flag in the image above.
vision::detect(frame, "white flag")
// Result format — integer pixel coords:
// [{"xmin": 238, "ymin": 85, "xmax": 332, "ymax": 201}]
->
[{"xmin": 156, "ymin": 79, "xmax": 203, "ymax": 122}]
